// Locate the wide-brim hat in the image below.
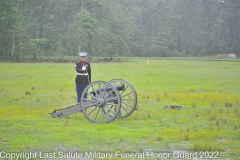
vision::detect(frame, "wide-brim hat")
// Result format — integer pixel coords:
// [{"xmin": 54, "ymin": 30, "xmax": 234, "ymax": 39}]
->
[{"xmin": 78, "ymin": 52, "xmax": 87, "ymax": 57}]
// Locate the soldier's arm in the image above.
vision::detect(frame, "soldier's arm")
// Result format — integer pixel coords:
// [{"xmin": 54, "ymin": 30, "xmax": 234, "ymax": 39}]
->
[{"xmin": 75, "ymin": 63, "xmax": 82, "ymax": 73}]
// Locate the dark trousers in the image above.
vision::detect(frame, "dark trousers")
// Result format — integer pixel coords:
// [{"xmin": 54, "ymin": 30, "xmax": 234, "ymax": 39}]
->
[{"xmin": 76, "ymin": 83, "xmax": 88, "ymax": 103}]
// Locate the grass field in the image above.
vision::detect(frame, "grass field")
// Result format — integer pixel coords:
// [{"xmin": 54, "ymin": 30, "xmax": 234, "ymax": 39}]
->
[{"xmin": 0, "ymin": 58, "xmax": 240, "ymax": 159}]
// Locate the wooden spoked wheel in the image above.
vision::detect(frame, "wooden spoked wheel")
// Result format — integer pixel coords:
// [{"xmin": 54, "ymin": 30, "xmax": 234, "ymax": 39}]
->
[
  {"xmin": 108, "ymin": 79, "xmax": 137, "ymax": 118},
  {"xmin": 80, "ymin": 81, "xmax": 121, "ymax": 123}
]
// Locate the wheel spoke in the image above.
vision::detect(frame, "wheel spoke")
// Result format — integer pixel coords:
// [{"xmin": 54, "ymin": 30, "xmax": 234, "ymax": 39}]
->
[
  {"xmin": 94, "ymin": 107, "xmax": 100, "ymax": 120},
  {"xmin": 86, "ymin": 91, "xmax": 97, "ymax": 100},
  {"xmin": 87, "ymin": 106, "xmax": 98, "ymax": 115},
  {"xmin": 122, "ymin": 98, "xmax": 134, "ymax": 100},
  {"xmin": 121, "ymin": 104, "xmax": 129, "ymax": 114},
  {"xmin": 101, "ymin": 108, "xmax": 104, "ymax": 121},
  {"xmin": 122, "ymin": 101, "xmax": 133, "ymax": 108},
  {"xmin": 105, "ymin": 96, "xmax": 118, "ymax": 102},
  {"xmin": 106, "ymin": 102, "xmax": 119, "ymax": 107},
  {"xmin": 105, "ymin": 105, "xmax": 116, "ymax": 114},
  {"xmin": 105, "ymin": 109, "xmax": 111, "ymax": 119},
  {"xmin": 108, "ymin": 105, "xmax": 116, "ymax": 116},
  {"xmin": 104, "ymin": 89, "xmax": 114, "ymax": 99},
  {"xmin": 122, "ymin": 91, "xmax": 133, "ymax": 98},
  {"xmin": 119, "ymin": 109, "xmax": 122, "ymax": 117},
  {"xmin": 91, "ymin": 85, "xmax": 97, "ymax": 96},
  {"xmin": 108, "ymin": 113, "xmax": 114, "ymax": 117},
  {"xmin": 102, "ymin": 84, "xmax": 108, "ymax": 99}
]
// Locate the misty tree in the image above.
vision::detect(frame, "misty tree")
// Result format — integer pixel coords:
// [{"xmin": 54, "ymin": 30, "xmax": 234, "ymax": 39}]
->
[{"xmin": 0, "ymin": 0, "xmax": 239, "ymax": 61}]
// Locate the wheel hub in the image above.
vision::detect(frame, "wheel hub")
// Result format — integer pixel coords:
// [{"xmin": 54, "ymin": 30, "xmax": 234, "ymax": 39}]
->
[{"xmin": 96, "ymin": 98, "xmax": 105, "ymax": 107}]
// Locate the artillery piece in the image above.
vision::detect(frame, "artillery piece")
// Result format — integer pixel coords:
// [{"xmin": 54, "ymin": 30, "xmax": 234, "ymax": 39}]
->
[{"xmin": 50, "ymin": 79, "xmax": 137, "ymax": 123}]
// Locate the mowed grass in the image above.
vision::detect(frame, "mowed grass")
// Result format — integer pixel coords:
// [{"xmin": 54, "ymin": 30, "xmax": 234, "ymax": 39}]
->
[{"xmin": 0, "ymin": 58, "xmax": 240, "ymax": 159}]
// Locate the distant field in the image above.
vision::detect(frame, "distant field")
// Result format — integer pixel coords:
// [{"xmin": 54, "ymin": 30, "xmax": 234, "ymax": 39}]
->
[{"xmin": 0, "ymin": 58, "xmax": 239, "ymax": 159}]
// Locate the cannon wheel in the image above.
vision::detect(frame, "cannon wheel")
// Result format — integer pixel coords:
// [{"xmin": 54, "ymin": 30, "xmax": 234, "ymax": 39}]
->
[
  {"xmin": 108, "ymin": 79, "xmax": 137, "ymax": 118},
  {"xmin": 80, "ymin": 81, "xmax": 121, "ymax": 123}
]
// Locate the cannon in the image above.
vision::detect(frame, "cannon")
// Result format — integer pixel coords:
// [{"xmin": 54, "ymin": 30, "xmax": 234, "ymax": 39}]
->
[{"xmin": 50, "ymin": 79, "xmax": 137, "ymax": 123}]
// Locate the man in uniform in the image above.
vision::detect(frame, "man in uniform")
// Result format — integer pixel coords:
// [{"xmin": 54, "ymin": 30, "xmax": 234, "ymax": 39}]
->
[{"xmin": 75, "ymin": 52, "xmax": 91, "ymax": 103}]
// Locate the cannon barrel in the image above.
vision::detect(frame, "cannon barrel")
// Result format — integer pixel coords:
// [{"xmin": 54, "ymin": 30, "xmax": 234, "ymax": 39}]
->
[{"xmin": 90, "ymin": 84, "xmax": 125, "ymax": 96}]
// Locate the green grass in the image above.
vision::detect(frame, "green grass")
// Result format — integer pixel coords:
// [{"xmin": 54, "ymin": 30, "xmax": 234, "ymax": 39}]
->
[{"xmin": 0, "ymin": 58, "xmax": 240, "ymax": 159}]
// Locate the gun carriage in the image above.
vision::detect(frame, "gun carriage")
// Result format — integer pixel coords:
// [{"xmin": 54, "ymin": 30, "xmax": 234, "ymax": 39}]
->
[{"xmin": 50, "ymin": 79, "xmax": 137, "ymax": 123}]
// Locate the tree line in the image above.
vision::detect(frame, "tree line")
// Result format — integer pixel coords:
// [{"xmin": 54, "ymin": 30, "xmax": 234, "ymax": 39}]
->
[{"xmin": 0, "ymin": 0, "xmax": 239, "ymax": 61}]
